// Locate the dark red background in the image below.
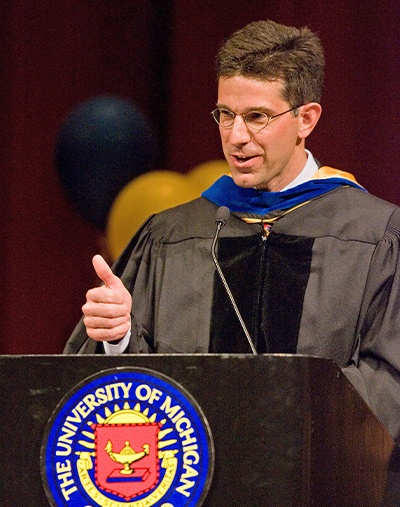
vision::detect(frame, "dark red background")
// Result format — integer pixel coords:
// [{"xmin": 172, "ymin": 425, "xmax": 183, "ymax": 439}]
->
[{"xmin": 1, "ymin": 1, "xmax": 399, "ymax": 354}]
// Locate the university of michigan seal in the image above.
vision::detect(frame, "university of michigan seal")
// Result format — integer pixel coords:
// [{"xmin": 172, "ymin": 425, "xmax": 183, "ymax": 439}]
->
[{"xmin": 41, "ymin": 368, "xmax": 214, "ymax": 506}]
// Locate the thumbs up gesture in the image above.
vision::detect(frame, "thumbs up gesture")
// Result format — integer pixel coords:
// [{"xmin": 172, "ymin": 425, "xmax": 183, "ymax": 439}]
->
[{"xmin": 82, "ymin": 255, "xmax": 132, "ymax": 342}]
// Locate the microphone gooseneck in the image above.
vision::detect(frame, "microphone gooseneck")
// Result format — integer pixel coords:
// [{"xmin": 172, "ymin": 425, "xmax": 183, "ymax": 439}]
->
[{"xmin": 211, "ymin": 207, "xmax": 257, "ymax": 355}]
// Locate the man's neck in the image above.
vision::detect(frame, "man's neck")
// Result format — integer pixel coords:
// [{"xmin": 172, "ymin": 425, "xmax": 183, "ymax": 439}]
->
[{"xmin": 281, "ymin": 149, "xmax": 318, "ymax": 191}]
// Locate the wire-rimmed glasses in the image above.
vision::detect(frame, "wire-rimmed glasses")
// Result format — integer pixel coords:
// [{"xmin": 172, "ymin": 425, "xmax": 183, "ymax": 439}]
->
[{"xmin": 211, "ymin": 105, "xmax": 303, "ymax": 131}]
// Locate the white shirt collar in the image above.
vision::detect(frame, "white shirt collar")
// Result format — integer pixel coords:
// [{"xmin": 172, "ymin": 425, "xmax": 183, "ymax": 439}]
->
[{"xmin": 281, "ymin": 149, "xmax": 319, "ymax": 191}]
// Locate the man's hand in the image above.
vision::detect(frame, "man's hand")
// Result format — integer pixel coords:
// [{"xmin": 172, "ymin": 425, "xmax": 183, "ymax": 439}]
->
[{"xmin": 82, "ymin": 255, "xmax": 132, "ymax": 342}]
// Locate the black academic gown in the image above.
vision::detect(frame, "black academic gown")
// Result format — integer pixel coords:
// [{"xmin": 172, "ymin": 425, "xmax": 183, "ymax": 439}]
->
[{"xmin": 65, "ymin": 186, "xmax": 400, "ymax": 442}]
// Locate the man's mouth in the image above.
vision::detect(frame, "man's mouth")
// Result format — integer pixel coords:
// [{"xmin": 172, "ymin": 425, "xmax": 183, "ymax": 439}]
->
[{"xmin": 232, "ymin": 154, "xmax": 257, "ymax": 166}]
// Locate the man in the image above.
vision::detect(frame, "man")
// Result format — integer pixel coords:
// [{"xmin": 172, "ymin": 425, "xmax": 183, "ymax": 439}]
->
[{"xmin": 65, "ymin": 20, "xmax": 400, "ymax": 442}]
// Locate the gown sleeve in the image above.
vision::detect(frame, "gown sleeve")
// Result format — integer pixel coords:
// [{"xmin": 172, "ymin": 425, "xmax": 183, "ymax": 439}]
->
[{"xmin": 343, "ymin": 208, "xmax": 400, "ymax": 441}]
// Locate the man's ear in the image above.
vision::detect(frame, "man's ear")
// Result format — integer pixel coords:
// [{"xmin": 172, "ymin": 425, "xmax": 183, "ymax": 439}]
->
[{"xmin": 298, "ymin": 102, "xmax": 322, "ymax": 139}]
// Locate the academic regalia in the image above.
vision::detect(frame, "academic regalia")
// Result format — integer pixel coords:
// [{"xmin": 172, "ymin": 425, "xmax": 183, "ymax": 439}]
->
[{"xmin": 65, "ymin": 168, "xmax": 400, "ymax": 441}]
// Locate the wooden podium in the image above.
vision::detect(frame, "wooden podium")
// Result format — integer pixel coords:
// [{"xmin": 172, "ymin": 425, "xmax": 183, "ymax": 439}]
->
[{"xmin": 0, "ymin": 354, "xmax": 395, "ymax": 506}]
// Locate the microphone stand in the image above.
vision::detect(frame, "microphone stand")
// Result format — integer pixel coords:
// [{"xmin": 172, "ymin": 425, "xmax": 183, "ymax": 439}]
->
[{"xmin": 211, "ymin": 209, "xmax": 257, "ymax": 355}]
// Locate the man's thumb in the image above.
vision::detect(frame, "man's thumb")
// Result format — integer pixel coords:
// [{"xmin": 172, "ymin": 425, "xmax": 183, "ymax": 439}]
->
[{"xmin": 92, "ymin": 254, "xmax": 120, "ymax": 289}]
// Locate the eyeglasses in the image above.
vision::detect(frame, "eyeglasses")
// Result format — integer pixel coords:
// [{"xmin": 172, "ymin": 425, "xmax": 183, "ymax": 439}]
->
[{"xmin": 211, "ymin": 104, "xmax": 303, "ymax": 131}]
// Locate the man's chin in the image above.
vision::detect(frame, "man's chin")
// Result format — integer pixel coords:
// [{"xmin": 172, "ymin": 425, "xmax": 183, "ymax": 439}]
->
[{"xmin": 232, "ymin": 173, "xmax": 258, "ymax": 189}]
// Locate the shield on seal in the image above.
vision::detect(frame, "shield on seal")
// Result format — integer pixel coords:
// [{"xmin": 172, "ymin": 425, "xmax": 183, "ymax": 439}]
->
[{"xmin": 95, "ymin": 423, "xmax": 160, "ymax": 500}]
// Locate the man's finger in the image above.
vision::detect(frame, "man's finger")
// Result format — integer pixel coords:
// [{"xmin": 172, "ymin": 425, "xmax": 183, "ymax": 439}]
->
[{"xmin": 92, "ymin": 254, "xmax": 122, "ymax": 290}]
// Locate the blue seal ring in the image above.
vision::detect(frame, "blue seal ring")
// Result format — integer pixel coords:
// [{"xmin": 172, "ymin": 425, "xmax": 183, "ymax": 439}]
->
[{"xmin": 41, "ymin": 367, "xmax": 214, "ymax": 506}]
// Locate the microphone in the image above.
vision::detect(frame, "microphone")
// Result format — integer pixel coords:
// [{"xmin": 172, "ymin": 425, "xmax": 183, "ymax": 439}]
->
[{"xmin": 211, "ymin": 206, "xmax": 257, "ymax": 355}]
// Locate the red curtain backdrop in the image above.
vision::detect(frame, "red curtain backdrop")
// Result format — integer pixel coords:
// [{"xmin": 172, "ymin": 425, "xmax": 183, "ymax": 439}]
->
[{"xmin": 1, "ymin": 1, "xmax": 399, "ymax": 353}]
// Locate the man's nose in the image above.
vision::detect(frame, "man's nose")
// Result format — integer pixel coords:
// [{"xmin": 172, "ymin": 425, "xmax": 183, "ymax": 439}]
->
[{"xmin": 228, "ymin": 115, "xmax": 251, "ymax": 144}]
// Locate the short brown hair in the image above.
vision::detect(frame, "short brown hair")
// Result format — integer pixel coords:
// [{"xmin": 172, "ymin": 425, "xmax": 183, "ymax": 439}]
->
[{"xmin": 216, "ymin": 20, "xmax": 325, "ymax": 106}]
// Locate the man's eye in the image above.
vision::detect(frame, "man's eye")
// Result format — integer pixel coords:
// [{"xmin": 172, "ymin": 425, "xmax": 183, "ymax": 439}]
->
[
  {"xmin": 220, "ymin": 109, "xmax": 235, "ymax": 119},
  {"xmin": 246, "ymin": 112, "xmax": 268, "ymax": 123}
]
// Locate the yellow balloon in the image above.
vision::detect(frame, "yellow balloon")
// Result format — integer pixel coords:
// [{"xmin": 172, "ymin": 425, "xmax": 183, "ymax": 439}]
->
[
  {"xmin": 188, "ymin": 159, "xmax": 230, "ymax": 192},
  {"xmin": 107, "ymin": 171, "xmax": 200, "ymax": 260}
]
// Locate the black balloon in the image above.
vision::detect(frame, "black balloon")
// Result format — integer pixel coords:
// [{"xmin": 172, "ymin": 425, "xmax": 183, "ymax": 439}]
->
[{"xmin": 55, "ymin": 96, "xmax": 157, "ymax": 230}]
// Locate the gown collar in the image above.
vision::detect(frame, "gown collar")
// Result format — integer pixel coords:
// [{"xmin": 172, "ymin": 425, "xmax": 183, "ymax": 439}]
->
[{"xmin": 201, "ymin": 166, "xmax": 365, "ymax": 216}]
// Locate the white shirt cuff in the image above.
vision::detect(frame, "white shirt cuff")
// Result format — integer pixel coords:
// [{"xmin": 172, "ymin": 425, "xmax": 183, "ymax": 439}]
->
[{"xmin": 103, "ymin": 328, "xmax": 131, "ymax": 355}]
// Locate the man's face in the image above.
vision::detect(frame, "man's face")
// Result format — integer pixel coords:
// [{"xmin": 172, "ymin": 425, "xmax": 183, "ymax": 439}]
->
[{"xmin": 217, "ymin": 76, "xmax": 307, "ymax": 191}]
